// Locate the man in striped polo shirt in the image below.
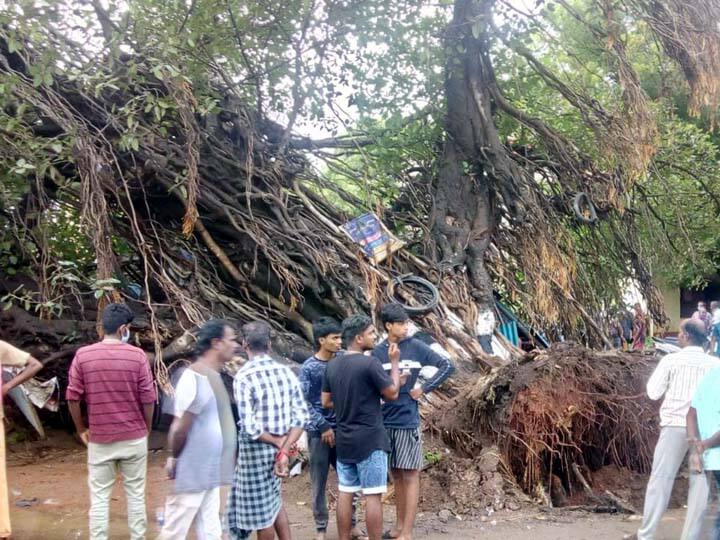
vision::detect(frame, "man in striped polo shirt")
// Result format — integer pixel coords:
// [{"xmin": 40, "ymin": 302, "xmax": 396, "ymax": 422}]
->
[
  {"xmin": 635, "ymin": 318, "xmax": 719, "ymax": 540},
  {"xmin": 66, "ymin": 303, "xmax": 156, "ymax": 540}
]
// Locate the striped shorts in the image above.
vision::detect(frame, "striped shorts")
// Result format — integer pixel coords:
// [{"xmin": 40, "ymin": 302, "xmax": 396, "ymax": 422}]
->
[{"xmin": 387, "ymin": 427, "xmax": 423, "ymax": 470}]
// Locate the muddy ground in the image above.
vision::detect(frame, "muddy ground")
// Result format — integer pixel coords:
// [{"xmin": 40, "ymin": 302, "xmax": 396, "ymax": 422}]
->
[{"xmin": 5, "ymin": 430, "xmax": 715, "ymax": 539}]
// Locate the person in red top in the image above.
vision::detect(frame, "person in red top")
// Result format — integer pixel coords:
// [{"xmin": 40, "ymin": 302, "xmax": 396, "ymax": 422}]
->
[{"xmin": 66, "ymin": 303, "xmax": 156, "ymax": 540}]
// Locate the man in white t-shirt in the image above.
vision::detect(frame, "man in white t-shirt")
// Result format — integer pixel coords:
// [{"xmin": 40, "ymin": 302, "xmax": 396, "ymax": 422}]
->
[{"xmin": 158, "ymin": 320, "xmax": 238, "ymax": 540}]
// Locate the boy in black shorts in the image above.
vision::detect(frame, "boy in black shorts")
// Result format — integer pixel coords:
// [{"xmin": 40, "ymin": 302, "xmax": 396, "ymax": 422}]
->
[{"xmin": 373, "ymin": 304, "xmax": 454, "ymax": 540}]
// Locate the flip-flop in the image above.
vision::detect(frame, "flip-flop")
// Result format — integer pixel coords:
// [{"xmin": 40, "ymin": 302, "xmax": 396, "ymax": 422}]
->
[{"xmin": 381, "ymin": 531, "xmax": 397, "ymax": 540}]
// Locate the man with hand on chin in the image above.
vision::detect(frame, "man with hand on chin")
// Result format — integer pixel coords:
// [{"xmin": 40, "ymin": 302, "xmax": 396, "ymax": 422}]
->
[
  {"xmin": 373, "ymin": 303, "xmax": 454, "ymax": 540},
  {"xmin": 66, "ymin": 303, "xmax": 156, "ymax": 540}
]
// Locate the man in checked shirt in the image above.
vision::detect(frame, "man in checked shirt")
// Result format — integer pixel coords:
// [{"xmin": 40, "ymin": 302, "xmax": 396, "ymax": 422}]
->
[{"xmin": 225, "ymin": 321, "xmax": 309, "ymax": 540}]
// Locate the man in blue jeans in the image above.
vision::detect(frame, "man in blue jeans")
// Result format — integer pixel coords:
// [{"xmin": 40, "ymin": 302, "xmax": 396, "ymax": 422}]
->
[
  {"xmin": 299, "ymin": 318, "xmax": 363, "ymax": 540},
  {"xmin": 322, "ymin": 315, "xmax": 401, "ymax": 540},
  {"xmin": 374, "ymin": 303, "xmax": 454, "ymax": 540},
  {"xmin": 687, "ymin": 366, "xmax": 720, "ymax": 539}
]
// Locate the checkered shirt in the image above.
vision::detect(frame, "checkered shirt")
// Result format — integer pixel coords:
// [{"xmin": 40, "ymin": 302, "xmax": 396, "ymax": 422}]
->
[{"xmin": 234, "ymin": 354, "xmax": 309, "ymax": 439}]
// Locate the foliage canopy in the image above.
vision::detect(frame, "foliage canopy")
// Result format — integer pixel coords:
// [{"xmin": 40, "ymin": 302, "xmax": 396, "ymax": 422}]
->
[{"xmin": 1, "ymin": 0, "xmax": 719, "ymax": 353}]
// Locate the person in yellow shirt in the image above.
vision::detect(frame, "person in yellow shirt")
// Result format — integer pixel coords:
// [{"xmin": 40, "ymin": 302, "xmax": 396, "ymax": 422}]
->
[{"xmin": 0, "ymin": 341, "xmax": 43, "ymax": 538}]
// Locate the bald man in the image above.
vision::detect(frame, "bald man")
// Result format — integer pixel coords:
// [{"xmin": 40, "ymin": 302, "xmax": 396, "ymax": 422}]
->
[{"xmin": 635, "ymin": 319, "xmax": 720, "ymax": 540}]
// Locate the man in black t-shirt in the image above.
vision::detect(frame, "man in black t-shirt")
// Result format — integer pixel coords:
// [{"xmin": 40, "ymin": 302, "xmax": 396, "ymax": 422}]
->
[{"xmin": 322, "ymin": 315, "xmax": 401, "ymax": 540}]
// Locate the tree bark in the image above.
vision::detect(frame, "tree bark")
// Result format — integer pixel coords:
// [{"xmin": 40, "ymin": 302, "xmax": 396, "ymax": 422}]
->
[{"xmin": 433, "ymin": 0, "xmax": 524, "ymax": 309}]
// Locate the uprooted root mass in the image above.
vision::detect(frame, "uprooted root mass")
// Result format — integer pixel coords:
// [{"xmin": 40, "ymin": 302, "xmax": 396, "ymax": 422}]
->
[{"xmin": 425, "ymin": 344, "xmax": 659, "ymax": 508}]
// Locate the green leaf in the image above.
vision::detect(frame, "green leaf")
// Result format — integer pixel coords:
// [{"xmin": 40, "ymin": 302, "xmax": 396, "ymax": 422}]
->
[{"xmin": 94, "ymin": 289, "xmax": 104, "ymax": 299}]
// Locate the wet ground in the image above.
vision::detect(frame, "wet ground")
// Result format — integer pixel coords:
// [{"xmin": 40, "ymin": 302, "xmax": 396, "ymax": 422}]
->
[{"xmin": 5, "ymin": 430, "xmax": 714, "ymax": 539}]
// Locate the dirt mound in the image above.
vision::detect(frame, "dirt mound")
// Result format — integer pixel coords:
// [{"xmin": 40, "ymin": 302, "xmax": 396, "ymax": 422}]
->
[
  {"xmin": 425, "ymin": 343, "xmax": 660, "ymax": 510},
  {"xmin": 420, "ymin": 444, "xmax": 517, "ymax": 517}
]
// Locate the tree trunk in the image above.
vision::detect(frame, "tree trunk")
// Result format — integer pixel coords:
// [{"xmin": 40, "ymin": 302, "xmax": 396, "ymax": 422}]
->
[{"xmin": 433, "ymin": 0, "xmax": 524, "ymax": 311}]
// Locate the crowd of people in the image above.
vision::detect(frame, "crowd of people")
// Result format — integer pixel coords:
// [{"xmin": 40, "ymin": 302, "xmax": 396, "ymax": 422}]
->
[
  {"xmin": 5, "ymin": 301, "xmax": 720, "ymax": 539},
  {"xmin": 609, "ymin": 302, "xmax": 648, "ymax": 351},
  {"xmin": 610, "ymin": 300, "xmax": 720, "ymax": 355},
  {"xmin": 0, "ymin": 301, "xmax": 453, "ymax": 540},
  {"xmin": 692, "ymin": 301, "xmax": 720, "ymax": 355}
]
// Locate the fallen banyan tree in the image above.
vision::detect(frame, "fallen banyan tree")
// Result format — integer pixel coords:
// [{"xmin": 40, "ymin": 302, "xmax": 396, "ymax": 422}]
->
[
  {"xmin": 0, "ymin": 1, "xmax": 704, "ymax": 507},
  {"xmin": 8, "ymin": 0, "xmax": 714, "ymax": 371},
  {"xmin": 0, "ymin": 28, "xmax": 504, "ymax": 409}
]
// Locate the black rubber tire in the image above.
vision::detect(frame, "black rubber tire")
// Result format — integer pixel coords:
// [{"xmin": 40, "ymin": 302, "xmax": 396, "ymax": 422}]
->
[
  {"xmin": 573, "ymin": 191, "xmax": 598, "ymax": 224},
  {"xmin": 386, "ymin": 274, "xmax": 440, "ymax": 315}
]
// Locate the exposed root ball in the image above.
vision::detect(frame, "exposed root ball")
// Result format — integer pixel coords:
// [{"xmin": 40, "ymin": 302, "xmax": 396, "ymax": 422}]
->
[{"xmin": 431, "ymin": 343, "xmax": 659, "ymax": 503}]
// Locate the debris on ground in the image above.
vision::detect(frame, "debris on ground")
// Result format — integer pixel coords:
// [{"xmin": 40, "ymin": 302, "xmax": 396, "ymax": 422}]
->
[{"xmin": 418, "ymin": 437, "xmax": 525, "ymax": 517}]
